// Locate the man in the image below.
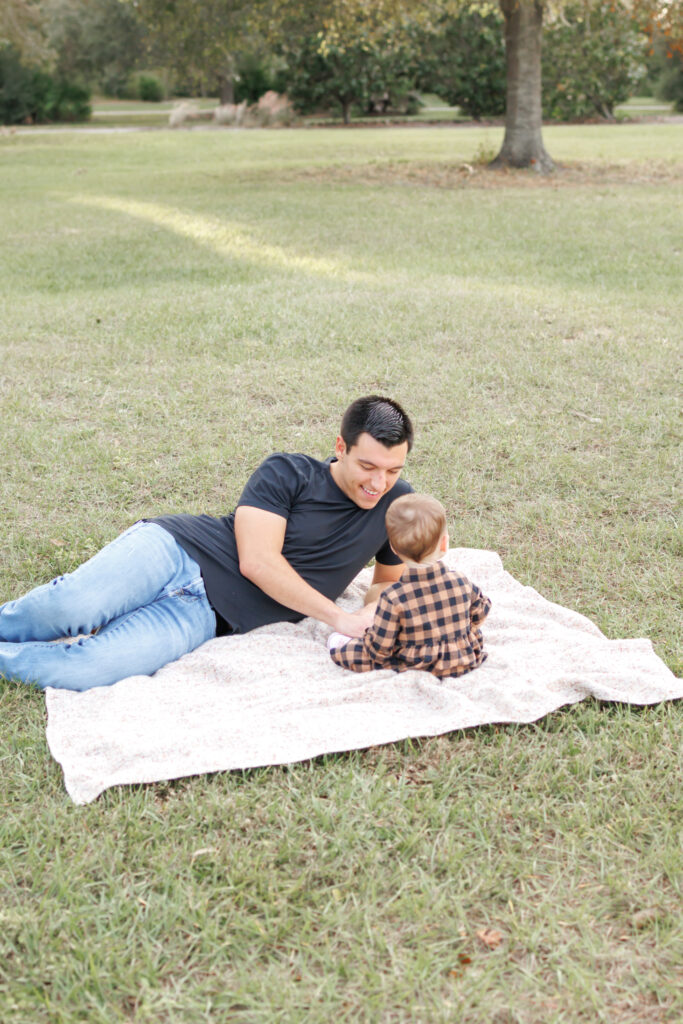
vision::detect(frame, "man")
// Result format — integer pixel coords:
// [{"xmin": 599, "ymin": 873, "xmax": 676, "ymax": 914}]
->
[{"xmin": 0, "ymin": 396, "xmax": 413, "ymax": 691}]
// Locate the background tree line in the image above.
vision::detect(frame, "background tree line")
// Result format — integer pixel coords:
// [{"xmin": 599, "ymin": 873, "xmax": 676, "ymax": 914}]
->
[{"xmin": 2, "ymin": 0, "xmax": 681, "ymax": 166}]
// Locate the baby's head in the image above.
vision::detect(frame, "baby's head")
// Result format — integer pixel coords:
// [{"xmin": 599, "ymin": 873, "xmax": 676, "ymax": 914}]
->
[{"xmin": 385, "ymin": 493, "xmax": 448, "ymax": 565}]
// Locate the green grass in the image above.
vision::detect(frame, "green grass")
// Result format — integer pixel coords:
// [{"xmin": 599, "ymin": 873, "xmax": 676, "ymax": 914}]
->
[
  {"xmin": 615, "ymin": 95, "xmax": 676, "ymax": 117},
  {"xmin": 0, "ymin": 123, "xmax": 681, "ymax": 1022}
]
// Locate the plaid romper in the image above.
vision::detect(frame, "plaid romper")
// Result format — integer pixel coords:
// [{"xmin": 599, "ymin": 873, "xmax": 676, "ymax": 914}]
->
[{"xmin": 330, "ymin": 560, "xmax": 491, "ymax": 679}]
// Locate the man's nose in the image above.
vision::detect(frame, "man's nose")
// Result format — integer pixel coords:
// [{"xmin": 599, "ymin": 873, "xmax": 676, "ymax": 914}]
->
[{"xmin": 370, "ymin": 471, "xmax": 386, "ymax": 491}]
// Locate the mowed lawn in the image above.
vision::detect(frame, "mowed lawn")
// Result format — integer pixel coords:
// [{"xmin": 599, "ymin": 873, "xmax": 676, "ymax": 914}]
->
[{"xmin": 0, "ymin": 123, "xmax": 681, "ymax": 1023}]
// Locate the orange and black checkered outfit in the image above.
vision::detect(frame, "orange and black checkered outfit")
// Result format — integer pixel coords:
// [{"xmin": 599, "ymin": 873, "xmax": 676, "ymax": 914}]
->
[{"xmin": 330, "ymin": 560, "xmax": 491, "ymax": 679}]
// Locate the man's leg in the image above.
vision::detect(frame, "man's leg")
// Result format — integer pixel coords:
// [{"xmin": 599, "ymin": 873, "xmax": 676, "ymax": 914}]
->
[
  {"xmin": 0, "ymin": 574, "xmax": 216, "ymax": 690},
  {"xmin": 0, "ymin": 522, "xmax": 190, "ymax": 642},
  {"xmin": 0, "ymin": 522, "xmax": 217, "ymax": 690}
]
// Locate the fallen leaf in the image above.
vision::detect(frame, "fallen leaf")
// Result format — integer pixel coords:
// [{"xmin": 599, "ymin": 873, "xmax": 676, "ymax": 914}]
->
[{"xmin": 477, "ymin": 927, "xmax": 504, "ymax": 949}]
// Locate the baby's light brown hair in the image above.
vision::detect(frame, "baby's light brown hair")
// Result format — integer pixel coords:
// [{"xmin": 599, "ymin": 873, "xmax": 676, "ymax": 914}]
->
[{"xmin": 385, "ymin": 493, "xmax": 447, "ymax": 563}]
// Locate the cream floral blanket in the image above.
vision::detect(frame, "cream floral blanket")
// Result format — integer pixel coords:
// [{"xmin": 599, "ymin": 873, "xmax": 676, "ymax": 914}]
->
[{"xmin": 45, "ymin": 549, "xmax": 682, "ymax": 804}]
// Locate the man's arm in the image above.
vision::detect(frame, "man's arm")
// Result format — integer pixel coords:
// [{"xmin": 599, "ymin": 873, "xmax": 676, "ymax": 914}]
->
[
  {"xmin": 371, "ymin": 561, "xmax": 404, "ymax": 587},
  {"xmin": 362, "ymin": 560, "xmax": 405, "ymax": 609},
  {"xmin": 234, "ymin": 506, "xmax": 374, "ymax": 637}
]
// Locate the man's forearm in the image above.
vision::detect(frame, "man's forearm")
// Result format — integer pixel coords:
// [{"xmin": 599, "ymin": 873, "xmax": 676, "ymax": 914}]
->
[{"xmin": 239, "ymin": 551, "xmax": 371, "ymax": 636}]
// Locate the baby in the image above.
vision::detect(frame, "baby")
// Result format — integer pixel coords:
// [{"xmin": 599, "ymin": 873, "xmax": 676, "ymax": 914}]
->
[{"xmin": 328, "ymin": 493, "xmax": 491, "ymax": 678}]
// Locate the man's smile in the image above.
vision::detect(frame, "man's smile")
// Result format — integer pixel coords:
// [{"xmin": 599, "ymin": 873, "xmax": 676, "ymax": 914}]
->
[{"xmin": 330, "ymin": 432, "xmax": 408, "ymax": 509}]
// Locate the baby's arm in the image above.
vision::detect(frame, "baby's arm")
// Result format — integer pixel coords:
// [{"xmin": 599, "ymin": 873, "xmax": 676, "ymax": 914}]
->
[
  {"xmin": 470, "ymin": 585, "xmax": 492, "ymax": 625},
  {"xmin": 329, "ymin": 636, "xmax": 374, "ymax": 672},
  {"xmin": 329, "ymin": 592, "xmax": 401, "ymax": 673}
]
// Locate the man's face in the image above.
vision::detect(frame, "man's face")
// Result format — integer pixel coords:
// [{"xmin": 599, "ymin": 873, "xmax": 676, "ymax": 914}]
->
[{"xmin": 331, "ymin": 431, "xmax": 408, "ymax": 509}]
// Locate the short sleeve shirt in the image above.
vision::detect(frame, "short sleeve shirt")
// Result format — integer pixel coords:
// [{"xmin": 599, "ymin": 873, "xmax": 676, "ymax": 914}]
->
[{"xmin": 153, "ymin": 453, "xmax": 412, "ymax": 634}]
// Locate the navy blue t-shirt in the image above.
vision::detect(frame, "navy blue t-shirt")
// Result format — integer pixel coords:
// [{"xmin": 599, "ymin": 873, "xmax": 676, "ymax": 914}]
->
[{"xmin": 153, "ymin": 453, "xmax": 412, "ymax": 634}]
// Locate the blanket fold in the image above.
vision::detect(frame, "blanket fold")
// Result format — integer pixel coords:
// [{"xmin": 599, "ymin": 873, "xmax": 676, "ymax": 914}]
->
[{"xmin": 45, "ymin": 550, "xmax": 682, "ymax": 804}]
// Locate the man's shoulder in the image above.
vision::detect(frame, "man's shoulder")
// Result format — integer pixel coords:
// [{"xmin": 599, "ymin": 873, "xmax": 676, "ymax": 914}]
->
[
  {"xmin": 238, "ymin": 452, "xmax": 330, "ymax": 513},
  {"xmin": 256, "ymin": 451, "xmax": 326, "ymax": 474},
  {"xmin": 247, "ymin": 451, "xmax": 327, "ymax": 486}
]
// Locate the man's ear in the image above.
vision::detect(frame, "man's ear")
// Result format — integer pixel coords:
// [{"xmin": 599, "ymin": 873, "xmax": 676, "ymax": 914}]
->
[{"xmin": 334, "ymin": 435, "xmax": 347, "ymax": 459}]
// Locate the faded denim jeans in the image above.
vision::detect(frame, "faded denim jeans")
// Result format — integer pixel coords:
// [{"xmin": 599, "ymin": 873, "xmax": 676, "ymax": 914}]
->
[{"xmin": 0, "ymin": 522, "xmax": 216, "ymax": 691}]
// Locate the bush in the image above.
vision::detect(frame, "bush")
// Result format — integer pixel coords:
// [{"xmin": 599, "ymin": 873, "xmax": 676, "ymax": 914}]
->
[
  {"xmin": 213, "ymin": 100, "xmax": 247, "ymax": 126},
  {"xmin": 655, "ymin": 46, "xmax": 683, "ymax": 112},
  {"xmin": 47, "ymin": 79, "xmax": 92, "ymax": 121},
  {"xmin": 0, "ymin": 45, "xmax": 36, "ymax": 124},
  {"xmin": 233, "ymin": 53, "xmax": 288, "ymax": 105},
  {"xmin": 252, "ymin": 91, "xmax": 294, "ymax": 126},
  {"xmin": 282, "ymin": 32, "xmax": 417, "ymax": 124},
  {"xmin": 415, "ymin": 11, "xmax": 506, "ymax": 120},
  {"xmin": 137, "ymin": 74, "xmax": 164, "ymax": 102},
  {"xmin": 120, "ymin": 72, "xmax": 165, "ymax": 102},
  {"xmin": 0, "ymin": 45, "xmax": 91, "ymax": 124},
  {"xmin": 168, "ymin": 101, "xmax": 201, "ymax": 128},
  {"xmin": 416, "ymin": 2, "xmax": 648, "ymax": 123},
  {"xmin": 543, "ymin": 2, "xmax": 648, "ymax": 121}
]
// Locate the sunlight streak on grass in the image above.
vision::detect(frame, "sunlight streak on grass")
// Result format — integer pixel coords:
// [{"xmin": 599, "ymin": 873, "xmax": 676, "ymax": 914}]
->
[{"xmin": 70, "ymin": 194, "xmax": 373, "ymax": 283}]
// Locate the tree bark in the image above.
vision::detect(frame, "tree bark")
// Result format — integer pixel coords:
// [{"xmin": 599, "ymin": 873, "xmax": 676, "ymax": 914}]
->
[
  {"xmin": 491, "ymin": 0, "xmax": 554, "ymax": 172},
  {"xmin": 219, "ymin": 75, "xmax": 235, "ymax": 105}
]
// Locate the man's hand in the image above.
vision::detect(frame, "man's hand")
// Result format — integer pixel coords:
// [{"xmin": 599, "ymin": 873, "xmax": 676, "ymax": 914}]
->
[{"xmin": 333, "ymin": 603, "xmax": 376, "ymax": 638}]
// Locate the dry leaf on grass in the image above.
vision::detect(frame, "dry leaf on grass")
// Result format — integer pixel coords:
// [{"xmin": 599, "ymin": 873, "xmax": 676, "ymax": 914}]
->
[{"xmin": 477, "ymin": 927, "xmax": 504, "ymax": 949}]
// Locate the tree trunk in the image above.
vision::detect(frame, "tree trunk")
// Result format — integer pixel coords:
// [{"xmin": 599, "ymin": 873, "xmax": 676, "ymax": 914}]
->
[
  {"xmin": 491, "ymin": 0, "xmax": 554, "ymax": 172},
  {"xmin": 219, "ymin": 74, "xmax": 234, "ymax": 105}
]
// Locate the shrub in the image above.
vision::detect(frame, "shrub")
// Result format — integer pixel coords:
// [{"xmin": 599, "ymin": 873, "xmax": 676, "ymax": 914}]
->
[
  {"xmin": 283, "ymin": 32, "xmax": 417, "ymax": 124},
  {"xmin": 0, "ymin": 45, "xmax": 91, "ymax": 124},
  {"xmin": 655, "ymin": 47, "xmax": 683, "ymax": 112},
  {"xmin": 213, "ymin": 100, "xmax": 247, "ymax": 126},
  {"xmin": 415, "ymin": 11, "xmax": 506, "ymax": 120},
  {"xmin": 168, "ymin": 101, "xmax": 200, "ymax": 128},
  {"xmin": 252, "ymin": 90, "xmax": 294, "ymax": 126},
  {"xmin": 0, "ymin": 45, "xmax": 36, "ymax": 124},
  {"xmin": 137, "ymin": 73, "xmax": 164, "ymax": 102},
  {"xmin": 120, "ymin": 72, "xmax": 164, "ymax": 102},
  {"xmin": 233, "ymin": 53, "xmax": 288, "ymax": 105},
  {"xmin": 416, "ymin": 3, "xmax": 648, "ymax": 123},
  {"xmin": 543, "ymin": 2, "xmax": 648, "ymax": 121},
  {"xmin": 47, "ymin": 79, "xmax": 92, "ymax": 121}
]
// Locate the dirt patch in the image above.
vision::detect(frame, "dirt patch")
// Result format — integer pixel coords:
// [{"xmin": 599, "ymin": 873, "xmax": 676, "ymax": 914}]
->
[{"xmin": 293, "ymin": 159, "xmax": 683, "ymax": 190}]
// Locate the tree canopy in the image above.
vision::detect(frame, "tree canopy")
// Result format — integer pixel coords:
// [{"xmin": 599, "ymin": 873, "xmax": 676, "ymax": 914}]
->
[
  {"xmin": 3, "ymin": 0, "xmax": 681, "ymax": 163},
  {"xmin": 1, "ymin": 0, "xmax": 51, "ymax": 65}
]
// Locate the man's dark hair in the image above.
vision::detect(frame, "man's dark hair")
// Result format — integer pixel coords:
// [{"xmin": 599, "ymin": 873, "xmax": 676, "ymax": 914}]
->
[{"xmin": 340, "ymin": 395, "xmax": 414, "ymax": 452}]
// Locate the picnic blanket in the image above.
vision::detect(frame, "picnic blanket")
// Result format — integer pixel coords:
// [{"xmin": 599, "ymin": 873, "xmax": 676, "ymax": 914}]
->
[{"xmin": 45, "ymin": 549, "xmax": 682, "ymax": 805}]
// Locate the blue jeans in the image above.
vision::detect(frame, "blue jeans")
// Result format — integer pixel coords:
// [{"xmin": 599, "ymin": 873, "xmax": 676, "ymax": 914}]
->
[{"xmin": 0, "ymin": 522, "xmax": 216, "ymax": 691}]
